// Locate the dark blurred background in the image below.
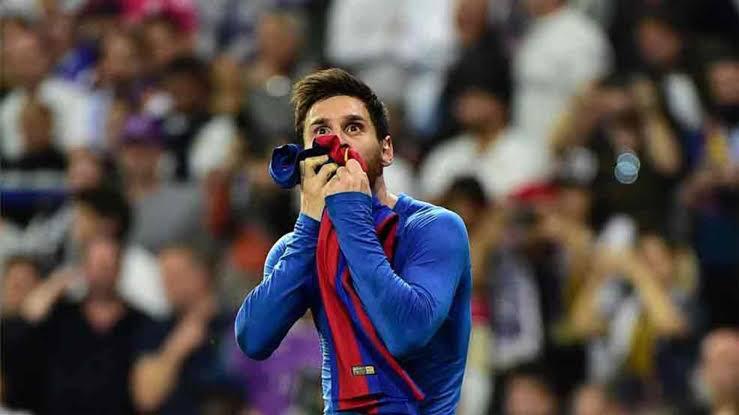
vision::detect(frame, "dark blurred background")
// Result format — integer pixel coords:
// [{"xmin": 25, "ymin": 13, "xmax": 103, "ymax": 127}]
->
[{"xmin": 0, "ymin": 0, "xmax": 738, "ymax": 414}]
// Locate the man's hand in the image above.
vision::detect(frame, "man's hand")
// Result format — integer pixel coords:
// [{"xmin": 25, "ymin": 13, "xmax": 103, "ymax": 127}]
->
[
  {"xmin": 20, "ymin": 268, "xmax": 77, "ymax": 323},
  {"xmin": 300, "ymin": 155, "xmax": 338, "ymax": 221},
  {"xmin": 324, "ymin": 159, "xmax": 371, "ymax": 197}
]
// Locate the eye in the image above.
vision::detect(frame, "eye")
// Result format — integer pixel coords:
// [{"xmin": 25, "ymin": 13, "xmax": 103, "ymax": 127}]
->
[
  {"xmin": 315, "ymin": 126, "xmax": 330, "ymax": 135},
  {"xmin": 346, "ymin": 123, "xmax": 362, "ymax": 134}
]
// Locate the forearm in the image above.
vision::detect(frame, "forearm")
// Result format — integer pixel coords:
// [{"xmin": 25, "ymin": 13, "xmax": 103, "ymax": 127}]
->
[
  {"xmin": 235, "ymin": 214, "xmax": 318, "ymax": 359},
  {"xmin": 326, "ymin": 192, "xmax": 466, "ymax": 356},
  {"xmin": 132, "ymin": 343, "xmax": 187, "ymax": 412},
  {"xmin": 643, "ymin": 112, "xmax": 680, "ymax": 175},
  {"xmin": 629, "ymin": 265, "xmax": 687, "ymax": 336}
]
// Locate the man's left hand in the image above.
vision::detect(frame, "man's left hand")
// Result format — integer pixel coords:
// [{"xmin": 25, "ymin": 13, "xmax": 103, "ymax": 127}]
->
[{"xmin": 324, "ymin": 159, "xmax": 371, "ymax": 197}]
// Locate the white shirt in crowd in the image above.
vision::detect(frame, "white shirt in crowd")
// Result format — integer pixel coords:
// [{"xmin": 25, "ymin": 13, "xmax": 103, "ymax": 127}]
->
[
  {"xmin": 419, "ymin": 129, "xmax": 550, "ymax": 201},
  {"xmin": 0, "ymin": 78, "xmax": 91, "ymax": 159},
  {"xmin": 512, "ymin": 5, "xmax": 611, "ymax": 143}
]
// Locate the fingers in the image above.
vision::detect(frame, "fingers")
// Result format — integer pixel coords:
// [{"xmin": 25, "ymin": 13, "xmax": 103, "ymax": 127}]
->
[
  {"xmin": 301, "ymin": 155, "xmax": 329, "ymax": 178},
  {"xmin": 316, "ymin": 162, "xmax": 339, "ymax": 182},
  {"xmin": 345, "ymin": 158, "xmax": 363, "ymax": 173}
]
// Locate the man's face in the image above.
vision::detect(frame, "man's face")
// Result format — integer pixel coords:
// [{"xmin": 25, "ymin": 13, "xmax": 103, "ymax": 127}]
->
[
  {"xmin": 504, "ymin": 377, "xmax": 557, "ymax": 415},
  {"xmin": 637, "ymin": 19, "xmax": 681, "ymax": 69},
  {"xmin": 159, "ymin": 249, "xmax": 207, "ymax": 312},
  {"xmin": 101, "ymin": 33, "xmax": 141, "ymax": 85},
  {"xmin": 6, "ymin": 32, "xmax": 49, "ymax": 87},
  {"xmin": 84, "ymin": 237, "xmax": 121, "ymax": 294},
  {"xmin": 702, "ymin": 332, "xmax": 739, "ymax": 402},
  {"xmin": 303, "ymin": 95, "xmax": 392, "ymax": 186},
  {"xmin": 708, "ymin": 60, "xmax": 739, "ymax": 106}
]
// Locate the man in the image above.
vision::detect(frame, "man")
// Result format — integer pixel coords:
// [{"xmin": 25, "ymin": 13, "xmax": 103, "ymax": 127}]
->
[
  {"xmin": 687, "ymin": 329, "xmax": 739, "ymax": 414},
  {"xmin": 513, "ymin": 0, "xmax": 610, "ymax": 144},
  {"xmin": 235, "ymin": 68, "xmax": 472, "ymax": 414},
  {"xmin": 132, "ymin": 244, "xmax": 243, "ymax": 415},
  {"xmin": 3, "ymin": 236, "xmax": 151, "ymax": 414}
]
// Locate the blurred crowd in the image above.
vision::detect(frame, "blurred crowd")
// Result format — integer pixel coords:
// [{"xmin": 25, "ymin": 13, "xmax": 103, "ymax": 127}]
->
[{"xmin": 0, "ymin": 0, "xmax": 738, "ymax": 414}]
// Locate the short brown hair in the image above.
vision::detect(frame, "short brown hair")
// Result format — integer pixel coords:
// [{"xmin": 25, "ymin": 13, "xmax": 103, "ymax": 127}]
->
[{"xmin": 291, "ymin": 68, "xmax": 389, "ymax": 143}]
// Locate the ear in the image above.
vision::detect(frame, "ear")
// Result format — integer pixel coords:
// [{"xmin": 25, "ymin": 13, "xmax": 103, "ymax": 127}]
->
[{"xmin": 381, "ymin": 135, "xmax": 393, "ymax": 167}]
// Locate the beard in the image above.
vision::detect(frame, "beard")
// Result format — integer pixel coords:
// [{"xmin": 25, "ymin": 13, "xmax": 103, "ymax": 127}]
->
[{"xmin": 362, "ymin": 147, "xmax": 384, "ymax": 190}]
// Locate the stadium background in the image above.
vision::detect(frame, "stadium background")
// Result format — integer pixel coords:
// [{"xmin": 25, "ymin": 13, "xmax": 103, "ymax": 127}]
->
[{"xmin": 0, "ymin": 0, "xmax": 738, "ymax": 413}]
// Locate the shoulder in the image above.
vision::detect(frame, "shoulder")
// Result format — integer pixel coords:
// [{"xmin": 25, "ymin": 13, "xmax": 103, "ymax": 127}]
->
[{"xmin": 399, "ymin": 196, "xmax": 468, "ymax": 243}]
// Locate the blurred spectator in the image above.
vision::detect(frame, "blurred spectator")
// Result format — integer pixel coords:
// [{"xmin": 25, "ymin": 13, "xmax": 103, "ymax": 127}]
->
[
  {"xmin": 570, "ymin": 232, "xmax": 697, "ymax": 407},
  {"xmin": 141, "ymin": 14, "xmax": 195, "ymax": 74},
  {"xmin": 634, "ymin": 11, "xmax": 705, "ymax": 134},
  {"xmin": 2, "ymin": 236, "xmax": 152, "ymax": 414},
  {"xmin": 156, "ymin": 56, "xmax": 218, "ymax": 181},
  {"xmin": 551, "ymin": 74, "xmax": 682, "ymax": 233},
  {"xmin": 434, "ymin": 0, "xmax": 511, "ymax": 143},
  {"xmin": 229, "ymin": 316, "xmax": 322, "ymax": 415},
  {"xmin": 83, "ymin": 28, "xmax": 145, "ymax": 151},
  {"xmin": 70, "ymin": 187, "xmax": 168, "ymax": 317},
  {"xmin": 241, "ymin": 10, "xmax": 315, "ymax": 150},
  {"xmin": 117, "ymin": 114, "xmax": 206, "ymax": 254},
  {"xmin": 419, "ymin": 81, "xmax": 548, "ymax": 201},
  {"xmin": 689, "ymin": 329, "xmax": 739, "ymax": 414},
  {"xmin": 132, "ymin": 244, "xmax": 244, "ymax": 415},
  {"xmin": 0, "ymin": 29, "xmax": 90, "ymax": 158},
  {"xmin": 7, "ymin": 149, "xmax": 111, "ymax": 271},
  {"xmin": 681, "ymin": 44, "xmax": 739, "ymax": 330},
  {"xmin": 326, "ymin": 0, "xmax": 456, "ymax": 116},
  {"xmin": 439, "ymin": 177, "xmax": 493, "ymax": 415},
  {"xmin": 513, "ymin": 0, "xmax": 611, "ymax": 145},
  {"xmin": 120, "ymin": 0, "xmax": 198, "ymax": 34},
  {"xmin": 503, "ymin": 371, "xmax": 558, "ymax": 415},
  {"xmin": 570, "ymin": 383, "xmax": 623, "ymax": 415},
  {"xmin": 0, "ymin": 97, "xmax": 67, "ymax": 226},
  {"xmin": 0, "ymin": 256, "xmax": 43, "ymax": 412}
]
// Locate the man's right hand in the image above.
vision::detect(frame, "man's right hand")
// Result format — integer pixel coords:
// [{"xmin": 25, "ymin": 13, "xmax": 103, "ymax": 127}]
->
[{"xmin": 299, "ymin": 155, "xmax": 338, "ymax": 221}]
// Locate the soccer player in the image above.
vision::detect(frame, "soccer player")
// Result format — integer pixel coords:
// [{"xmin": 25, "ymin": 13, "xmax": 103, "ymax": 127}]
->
[{"xmin": 235, "ymin": 68, "xmax": 471, "ymax": 414}]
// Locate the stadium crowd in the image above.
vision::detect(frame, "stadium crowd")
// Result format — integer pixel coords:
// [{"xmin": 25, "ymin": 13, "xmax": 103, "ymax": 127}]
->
[{"xmin": 0, "ymin": 0, "xmax": 738, "ymax": 413}]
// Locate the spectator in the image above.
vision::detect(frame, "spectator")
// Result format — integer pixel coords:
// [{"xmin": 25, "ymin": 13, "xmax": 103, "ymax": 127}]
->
[
  {"xmin": 570, "ymin": 232, "xmax": 696, "ymax": 407},
  {"xmin": 551, "ymin": 74, "xmax": 682, "ymax": 233},
  {"xmin": 434, "ymin": 0, "xmax": 511, "ymax": 144},
  {"xmin": 419, "ymin": 78, "xmax": 548, "ymax": 202},
  {"xmin": 157, "ymin": 56, "xmax": 216, "ymax": 181},
  {"xmin": 140, "ymin": 14, "xmax": 195, "ymax": 75},
  {"xmin": 0, "ymin": 256, "xmax": 43, "ymax": 412},
  {"xmin": 230, "ymin": 316, "xmax": 322, "ymax": 415},
  {"xmin": 504, "ymin": 371, "xmax": 558, "ymax": 415},
  {"xmin": 132, "ymin": 244, "xmax": 244, "ymax": 415},
  {"xmin": 513, "ymin": 0, "xmax": 611, "ymax": 145},
  {"xmin": 241, "ymin": 10, "xmax": 316, "ymax": 150},
  {"xmin": 0, "ymin": 29, "xmax": 90, "ymax": 159},
  {"xmin": 83, "ymin": 28, "xmax": 146, "ymax": 151},
  {"xmin": 634, "ymin": 11, "xmax": 705, "ymax": 134},
  {"xmin": 0, "ymin": 97, "xmax": 67, "ymax": 226},
  {"xmin": 70, "ymin": 186, "xmax": 169, "ymax": 317},
  {"xmin": 117, "ymin": 114, "xmax": 206, "ymax": 253},
  {"xmin": 689, "ymin": 329, "xmax": 739, "ymax": 415},
  {"xmin": 570, "ymin": 383, "xmax": 623, "ymax": 415},
  {"xmin": 681, "ymin": 44, "xmax": 739, "ymax": 330},
  {"xmin": 439, "ymin": 177, "xmax": 494, "ymax": 415},
  {"xmin": 3, "ymin": 236, "xmax": 152, "ymax": 414},
  {"xmin": 9, "ymin": 149, "xmax": 112, "ymax": 271}
]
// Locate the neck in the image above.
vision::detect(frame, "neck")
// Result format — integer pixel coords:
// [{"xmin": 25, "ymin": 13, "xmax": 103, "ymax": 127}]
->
[
  {"xmin": 536, "ymin": 1, "xmax": 563, "ymax": 18},
  {"xmin": 126, "ymin": 175, "xmax": 159, "ymax": 201},
  {"xmin": 372, "ymin": 176, "xmax": 398, "ymax": 209},
  {"xmin": 473, "ymin": 125, "xmax": 502, "ymax": 150}
]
